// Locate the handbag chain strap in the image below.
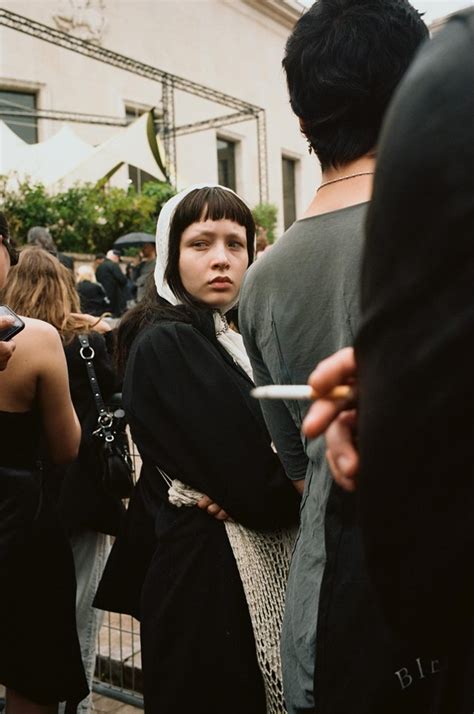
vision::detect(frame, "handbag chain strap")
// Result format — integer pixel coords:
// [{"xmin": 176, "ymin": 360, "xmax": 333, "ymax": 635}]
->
[{"xmin": 78, "ymin": 333, "xmax": 115, "ymax": 444}]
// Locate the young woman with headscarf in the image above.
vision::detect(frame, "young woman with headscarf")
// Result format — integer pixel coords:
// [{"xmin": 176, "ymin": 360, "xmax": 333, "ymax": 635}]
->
[{"xmin": 94, "ymin": 185, "xmax": 299, "ymax": 714}]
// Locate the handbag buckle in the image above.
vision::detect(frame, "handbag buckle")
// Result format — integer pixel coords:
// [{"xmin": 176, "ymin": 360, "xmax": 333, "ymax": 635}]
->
[
  {"xmin": 98, "ymin": 413, "xmax": 113, "ymax": 428},
  {"xmin": 80, "ymin": 345, "xmax": 95, "ymax": 360}
]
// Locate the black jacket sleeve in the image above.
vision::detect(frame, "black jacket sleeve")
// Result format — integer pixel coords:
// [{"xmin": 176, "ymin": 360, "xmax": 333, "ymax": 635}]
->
[{"xmin": 124, "ymin": 321, "xmax": 299, "ymax": 530}]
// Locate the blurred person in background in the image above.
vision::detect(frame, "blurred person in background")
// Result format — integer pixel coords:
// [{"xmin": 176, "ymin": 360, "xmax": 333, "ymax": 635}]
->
[
  {"xmin": 27, "ymin": 225, "xmax": 74, "ymax": 272},
  {"xmin": 76, "ymin": 264, "xmax": 110, "ymax": 317},
  {"xmin": 134, "ymin": 242, "xmax": 156, "ymax": 301},
  {"xmin": 255, "ymin": 226, "xmax": 271, "ymax": 259},
  {"xmin": 95, "ymin": 249, "xmax": 127, "ymax": 318},
  {"xmin": 0, "ymin": 219, "xmax": 87, "ymax": 713},
  {"xmin": 3, "ymin": 247, "xmax": 123, "ymax": 714}
]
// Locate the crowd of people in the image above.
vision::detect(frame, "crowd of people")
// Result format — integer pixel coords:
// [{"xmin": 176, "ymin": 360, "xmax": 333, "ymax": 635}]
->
[
  {"xmin": 26, "ymin": 226, "xmax": 157, "ymax": 321},
  {"xmin": 0, "ymin": 1, "xmax": 472, "ymax": 713}
]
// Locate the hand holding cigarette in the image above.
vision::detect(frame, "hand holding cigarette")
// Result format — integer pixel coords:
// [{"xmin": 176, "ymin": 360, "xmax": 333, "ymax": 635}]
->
[
  {"xmin": 250, "ymin": 348, "xmax": 359, "ymax": 492},
  {"xmin": 302, "ymin": 347, "xmax": 359, "ymax": 492}
]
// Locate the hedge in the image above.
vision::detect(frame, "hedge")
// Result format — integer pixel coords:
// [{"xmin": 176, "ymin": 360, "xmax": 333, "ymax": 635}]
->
[{"xmin": 0, "ymin": 178, "xmax": 176, "ymax": 254}]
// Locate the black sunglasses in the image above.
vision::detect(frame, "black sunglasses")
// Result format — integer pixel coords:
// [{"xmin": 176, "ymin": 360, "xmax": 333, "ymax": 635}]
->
[{"xmin": 0, "ymin": 235, "xmax": 19, "ymax": 266}]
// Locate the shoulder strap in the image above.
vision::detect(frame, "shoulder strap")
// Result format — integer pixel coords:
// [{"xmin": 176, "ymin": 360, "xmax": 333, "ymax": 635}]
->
[{"xmin": 78, "ymin": 333, "xmax": 115, "ymax": 442}]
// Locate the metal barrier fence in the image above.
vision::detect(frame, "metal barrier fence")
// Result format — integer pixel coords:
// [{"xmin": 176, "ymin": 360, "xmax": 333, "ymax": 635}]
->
[{"xmin": 93, "ymin": 433, "xmax": 144, "ymax": 708}]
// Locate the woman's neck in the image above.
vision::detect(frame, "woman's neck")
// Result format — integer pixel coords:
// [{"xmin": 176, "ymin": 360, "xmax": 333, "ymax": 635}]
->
[{"xmin": 303, "ymin": 154, "xmax": 376, "ymax": 219}]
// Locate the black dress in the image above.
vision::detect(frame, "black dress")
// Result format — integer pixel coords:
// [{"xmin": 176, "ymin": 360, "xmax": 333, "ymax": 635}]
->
[
  {"xmin": 0, "ymin": 410, "xmax": 88, "ymax": 704},
  {"xmin": 95, "ymin": 310, "xmax": 300, "ymax": 714}
]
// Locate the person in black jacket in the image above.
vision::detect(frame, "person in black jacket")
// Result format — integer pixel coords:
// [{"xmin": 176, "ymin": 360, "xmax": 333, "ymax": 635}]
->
[
  {"xmin": 76, "ymin": 264, "xmax": 110, "ymax": 317},
  {"xmin": 95, "ymin": 250, "xmax": 127, "ymax": 317},
  {"xmin": 95, "ymin": 185, "xmax": 300, "ymax": 714}
]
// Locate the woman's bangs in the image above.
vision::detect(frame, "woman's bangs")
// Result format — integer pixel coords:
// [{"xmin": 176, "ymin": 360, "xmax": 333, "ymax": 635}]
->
[{"xmin": 200, "ymin": 189, "xmax": 251, "ymax": 228}]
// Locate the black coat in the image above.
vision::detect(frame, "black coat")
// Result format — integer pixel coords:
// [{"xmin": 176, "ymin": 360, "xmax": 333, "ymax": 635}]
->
[
  {"xmin": 95, "ymin": 309, "xmax": 300, "ymax": 714},
  {"xmin": 95, "ymin": 259, "xmax": 127, "ymax": 317}
]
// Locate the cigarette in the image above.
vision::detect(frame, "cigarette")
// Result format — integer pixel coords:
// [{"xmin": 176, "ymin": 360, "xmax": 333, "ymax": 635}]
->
[{"xmin": 251, "ymin": 384, "xmax": 353, "ymax": 401}]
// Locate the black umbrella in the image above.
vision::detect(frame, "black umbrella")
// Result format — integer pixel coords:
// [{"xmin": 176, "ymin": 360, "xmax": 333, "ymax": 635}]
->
[{"xmin": 113, "ymin": 232, "xmax": 155, "ymax": 249}]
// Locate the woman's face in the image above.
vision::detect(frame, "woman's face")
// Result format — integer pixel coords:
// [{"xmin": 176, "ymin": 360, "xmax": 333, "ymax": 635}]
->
[{"xmin": 179, "ymin": 218, "xmax": 249, "ymax": 311}]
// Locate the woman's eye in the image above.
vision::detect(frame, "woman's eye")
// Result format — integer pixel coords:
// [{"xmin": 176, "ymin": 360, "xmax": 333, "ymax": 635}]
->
[
  {"xmin": 192, "ymin": 241, "xmax": 207, "ymax": 248},
  {"xmin": 229, "ymin": 240, "xmax": 245, "ymax": 249}
]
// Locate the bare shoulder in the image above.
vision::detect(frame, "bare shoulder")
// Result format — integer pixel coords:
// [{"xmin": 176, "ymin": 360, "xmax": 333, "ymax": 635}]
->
[{"xmin": 16, "ymin": 317, "xmax": 62, "ymax": 349}]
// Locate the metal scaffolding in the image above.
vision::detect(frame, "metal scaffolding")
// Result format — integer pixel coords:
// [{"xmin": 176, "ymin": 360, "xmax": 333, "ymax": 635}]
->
[{"xmin": 0, "ymin": 8, "xmax": 268, "ymax": 201}]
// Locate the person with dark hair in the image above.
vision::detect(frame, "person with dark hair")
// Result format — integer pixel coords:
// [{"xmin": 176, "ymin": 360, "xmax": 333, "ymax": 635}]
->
[
  {"xmin": 239, "ymin": 2, "xmax": 428, "ymax": 713},
  {"xmin": 303, "ymin": 8, "xmax": 474, "ymax": 712},
  {"xmin": 95, "ymin": 249, "xmax": 127, "ymax": 318},
  {"xmin": 27, "ymin": 225, "xmax": 74, "ymax": 271},
  {"xmin": 94, "ymin": 184, "xmax": 299, "ymax": 714}
]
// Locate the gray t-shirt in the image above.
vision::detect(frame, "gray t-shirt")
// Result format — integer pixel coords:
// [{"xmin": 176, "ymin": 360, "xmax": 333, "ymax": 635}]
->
[{"xmin": 240, "ymin": 203, "xmax": 367, "ymax": 713}]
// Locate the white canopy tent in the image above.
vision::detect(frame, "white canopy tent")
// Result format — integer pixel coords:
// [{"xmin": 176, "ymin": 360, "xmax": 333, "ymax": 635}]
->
[
  {"xmin": 0, "ymin": 120, "xmax": 27, "ymax": 175},
  {"xmin": 59, "ymin": 111, "xmax": 167, "ymax": 189},
  {"xmin": 10, "ymin": 125, "xmax": 94, "ymax": 186},
  {"xmin": 0, "ymin": 110, "xmax": 167, "ymax": 190}
]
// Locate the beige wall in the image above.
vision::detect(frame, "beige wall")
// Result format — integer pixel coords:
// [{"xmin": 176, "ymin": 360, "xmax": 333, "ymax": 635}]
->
[{"xmin": 0, "ymin": 0, "xmax": 320, "ymax": 237}]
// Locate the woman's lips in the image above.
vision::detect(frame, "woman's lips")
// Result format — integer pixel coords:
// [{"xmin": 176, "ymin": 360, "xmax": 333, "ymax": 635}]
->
[{"xmin": 209, "ymin": 277, "xmax": 232, "ymax": 289}]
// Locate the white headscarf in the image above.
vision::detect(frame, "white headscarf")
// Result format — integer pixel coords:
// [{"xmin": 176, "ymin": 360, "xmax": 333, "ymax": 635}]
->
[{"xmin": 154, "ymin": 183, "xmax": 254, "ymax": 381}]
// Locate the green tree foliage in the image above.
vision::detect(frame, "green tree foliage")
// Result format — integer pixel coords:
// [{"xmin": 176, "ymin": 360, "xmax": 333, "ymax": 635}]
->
[
  {"xmin": 0, "ymin": 178, "xmax": 175, "ymax": 254},
  {"xmin": 251, "ymin": 202, "xmax": 278, "ymax": 243}
]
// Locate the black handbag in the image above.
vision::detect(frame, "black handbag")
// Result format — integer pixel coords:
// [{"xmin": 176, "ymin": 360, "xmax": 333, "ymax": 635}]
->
[{"xmin": 79, "ymin": 333, "xmax": 134, "ymax": 499}]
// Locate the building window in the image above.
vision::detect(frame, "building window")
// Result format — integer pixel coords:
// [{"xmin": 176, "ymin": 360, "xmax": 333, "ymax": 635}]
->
[
  {"xmin": 282, "ymin": 157, "xmax": 297, "ymax": 230},
  {"xmin": 217, "ymin": 138, "xmax": 236, "ymax": 191},
  {"xmin": 0, "ymin": 90, "xmax": 38, "ymax": 144},
  {"xmin": 125, "ymin": 106, "xmax": 158, "ymax": 191}
]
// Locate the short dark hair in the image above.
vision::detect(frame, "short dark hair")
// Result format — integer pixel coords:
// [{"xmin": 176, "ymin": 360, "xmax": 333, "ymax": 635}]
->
[
  {"xmin": 165, "ymin": 187, "xmax": 255, "ymax": 306},
  {"xmin": 283, "ymin": 0, "xmax": 428, "ymax": 170}
]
